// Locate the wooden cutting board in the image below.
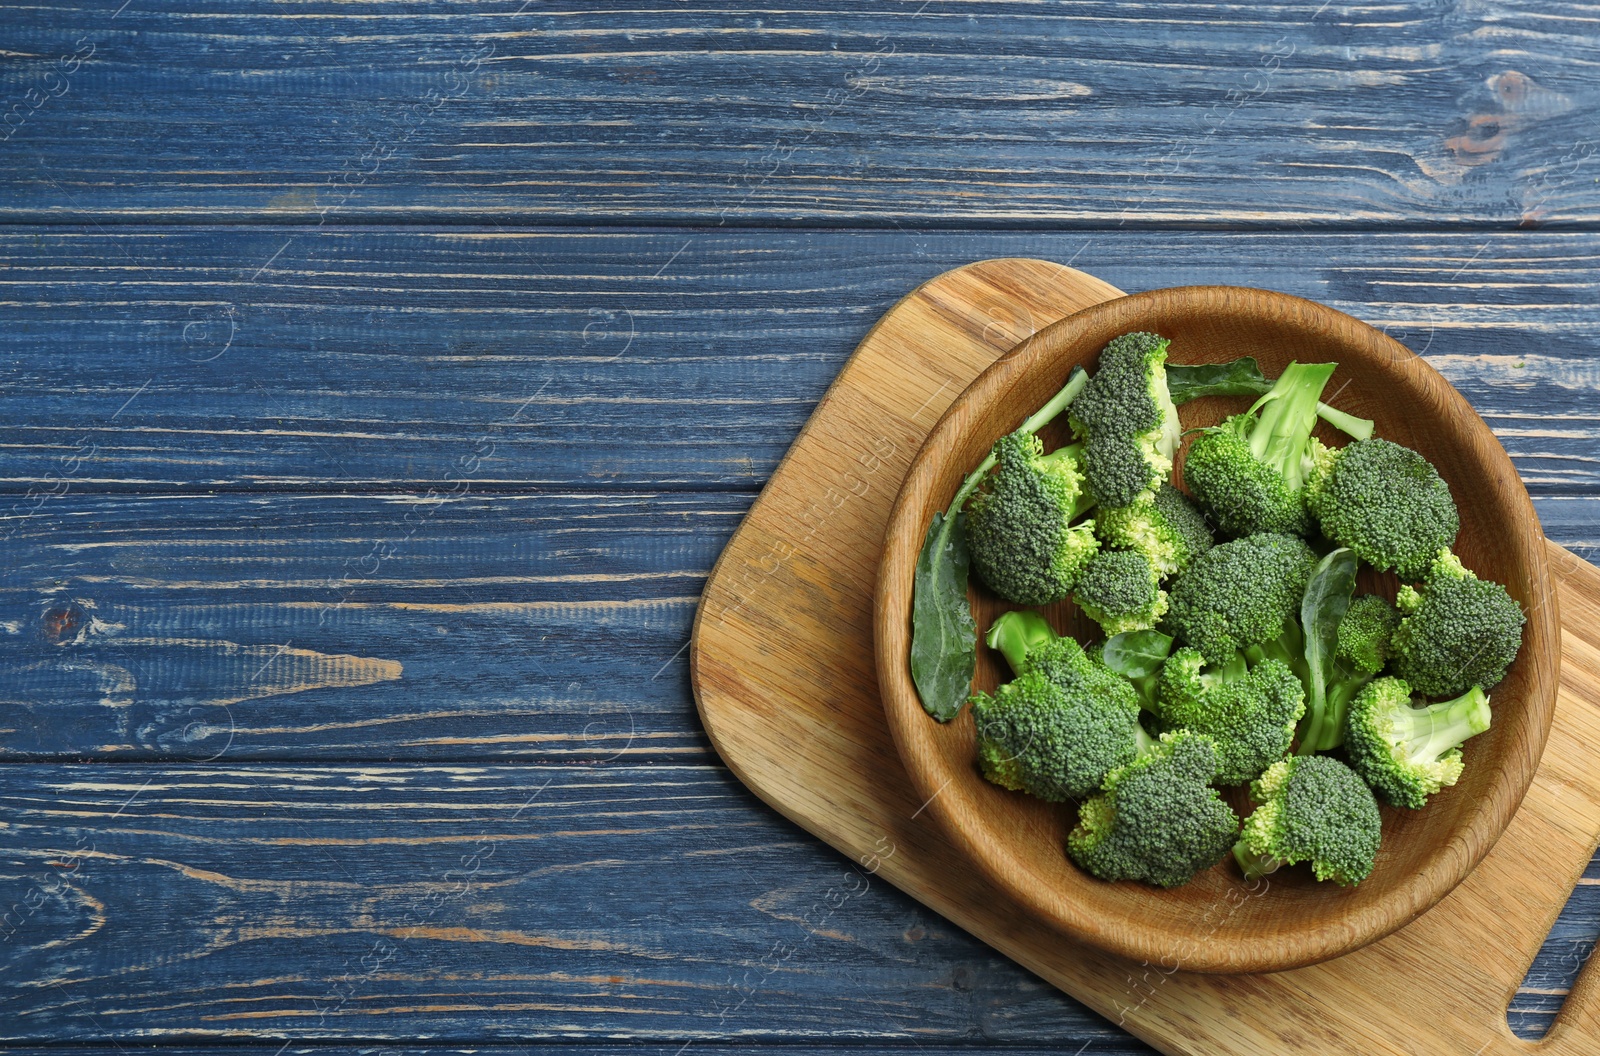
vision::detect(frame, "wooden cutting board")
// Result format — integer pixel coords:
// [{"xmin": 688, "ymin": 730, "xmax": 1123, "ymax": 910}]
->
[{"xmin": 689, "ymin": 258, "xmax": 1600, "ymax": 1055}]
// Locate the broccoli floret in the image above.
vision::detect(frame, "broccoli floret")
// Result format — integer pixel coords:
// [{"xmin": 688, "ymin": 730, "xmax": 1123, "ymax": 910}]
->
[
  {"xmin": 1307, "ymin": 439, "xmax": 1459, "ymax": 582},
  {"xmin": 1163, "ymin": 532, "xmax": 1318, "ymax": 666},
  {"xmin": 1233, "ymin": 756, "xmax": 1381, "ymax": 886},
  {"xmin": 1068, "ymin": 332, "xmax": 1181, "ymax": 508},
  {"xmin": 1153, "ymin": 647, "xmax": 1306, "ymax": 784},
  {"xmin": 1067, "ymin": 730, "xmax": 1239, "ymax": 888},
  {"xmin": 1241, "ymin": 617, "xmax": 1309, "ymax": 681},
  {"xmin": 1095, "ymin": 482, "xmax": 1215, "ymax": 578},
  {"xmin": 965, "ymin": 431, "xmax": 1100, "ymax": 605},
  {"xmin": 986, "ymin": 610, "xmax": 1162, "ymax": 707},
  {"xmin": 969, "ymin": 636, "xmax": 1149, "ymax": 802},
  {"xmin": 1344, "ymin": 677, "xmax": 1492, "ymax": 809},
  {"xmin": 1391, "ymin": 550, "xmax": 1525, "ymax": 698},
  {"xmin": 1073, "ymin": 549, "xmax": 1169, "ymax": 636},
  {"xmin": 1337, "ymin": 594, "xmax": 1399, "ymax": 677},
  {"xmin": 1181, "ymin": 361, "xmax": 1337, "ymax": 538}
]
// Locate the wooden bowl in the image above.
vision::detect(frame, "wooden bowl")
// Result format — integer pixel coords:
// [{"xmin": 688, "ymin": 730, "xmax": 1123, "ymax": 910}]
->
[{"xmin": 874, "ymin": 285, "xmax": 1558, "ymax": 974}]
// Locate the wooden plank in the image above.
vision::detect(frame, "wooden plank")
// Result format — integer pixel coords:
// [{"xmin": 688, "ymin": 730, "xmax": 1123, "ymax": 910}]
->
[
  {"xmin": 0, "ymin": 227, "xmax": 1598, "ymax": 492},
  {"xmin": 0, "ymin": 1043, "xmax": 1158, "ymax": 1049},
  {"xmin": 1, "ymin": 3, "xmax": 1597, "ymax": 224},
  {"xmin": 0, "ymin": 761, "xmax": 1148, "ymax": 1048},
  {"xmin": 0, "ymin": 488, "xmax": 1593, "ymax": 762},
  {"xmin": 0, "ymin": 491, "xmax": 743, "ymax": 761},
  {"xmin": 0, "ymin": 759, "xmax": 1591, "ymax": 1045}
]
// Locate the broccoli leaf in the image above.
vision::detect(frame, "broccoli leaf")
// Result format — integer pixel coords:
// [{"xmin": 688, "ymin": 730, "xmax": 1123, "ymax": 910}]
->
[
  {"xmin": 1101, "ymin": 629, "xmax": 1175, "ymax": 678},
  {"xmin": 909, "ymin": 370, "xmax": 1089, "ymax": 721},
  {"xmin": 1167, "ymin": 358, "xmax": 1272, "ymax": 402},
  {"xmin": 911, "ymin": 510, "xmax": 979, "ymax": 721},
  {"xmin": 1296, "ymin": 547, "xmax": 1359, "ymax": 754}
]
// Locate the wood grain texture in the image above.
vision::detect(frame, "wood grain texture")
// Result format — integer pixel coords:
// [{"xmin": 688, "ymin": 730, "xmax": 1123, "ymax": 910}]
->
[
  {"xmin": 0, "ymin": 2, "xmax": 1597, "ymax": 225},
  {"xmin": 693, "ymin": 259, "xmax": 1600, "ymax": 1052},
  {"xmin": 2, "ymin": 226, "xmax": 1597, "ymax": 1044},
  {"xmin": 0, "ymin": 492, "xmax": 736, "ymax": 761},
  {"xmin": 0, "ymin": 764, "xmax": 1596, "ymax": 1045},
  {"xmin": 1516, "ymin": 851, "xmax": 1600, "ymax": 1039},
  {"xmin": 0, "ymin": 761, "xmax": 1147, "ymax": 1047},
  {"xmin": 0, "ymin": 227, "xmax": 1598, "ymax": 493},
  {"xmin": 2, "ymin": 241, "xmax": 1598, "ymax": 1045}
]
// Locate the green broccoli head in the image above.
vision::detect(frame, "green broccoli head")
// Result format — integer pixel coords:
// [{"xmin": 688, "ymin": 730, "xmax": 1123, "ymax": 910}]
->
[
  {"xmin": 1183, "ymin": 423, "xmax": 1306, "ymax": 537},
  {"xmin": 1073, "ymin": 549, "xmax": 1169, "ymax": 636},
  {"xmin": 1308, "ymin": 438, "xmax": 1459, "ymax": 581},
  {"xmin": 1066, "ymin": 730, "xmax": 1239, "ymax": 888},
  {"xmin": 1163, "ymin": 532, "xmax": 1318, "ymax": 666},
  {"xmin": 965, "ymin": 431, "xmax": 1099, "ymax": 605},
  {"xmin": 1068, "ymin": 332, "xmax": 1180, "ymax": 508},
  {"xmin": 1300, "ymin": 436, "xmax": 1340, "ymax": 511},
  {"xmin": 1390, "ymin": 550, "xmax": 1525, "ymax": 698},
  {"xmin": 1235, "ymin": 755, "xmax": 1381, "ymax": 886},
  {"xmin": 969, "ymin": 637, "xmax": 1146, "ymax": 802},
  {"xmin": 1336, "ymin": 594, "xmax": 1399, "ymax": 677},
  {"xmin": 1180, "ymin": 362, "xmax": 1336, "ymax": 538},
  {"xmin": 1154, "ymin": 647, "xmax": 1306, "ymax": 784},
  {"xmin": 1343, "ymin": 676, "xmax": 1491, "ymax": 809},
  {"xmin": 1026, "ymin": 633, "xmax": 1124, "ymax": 693},
  {"xmin": 1095, "ymin": 482, "xmax": 1215, "ymax": 578}
]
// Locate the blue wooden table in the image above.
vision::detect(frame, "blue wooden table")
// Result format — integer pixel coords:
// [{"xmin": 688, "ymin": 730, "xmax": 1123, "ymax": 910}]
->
[{"xmin": 2, "ymin": 3, "xmax": 1598, "ymax": 1052}]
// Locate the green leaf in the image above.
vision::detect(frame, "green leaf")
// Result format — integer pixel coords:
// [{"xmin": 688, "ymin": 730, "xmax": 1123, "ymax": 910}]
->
[
  {"xmin": 908, "ymin": 369, "xmax": 1090, "ymax": 722},
  {"xmin": 1167, "ymin": 358, "xmax": 1272, "ymax": 403},
  {"xmin": 911, "ymin": 510, "xmax": 978, "ymax": 722},
  {"xmin": 1101, "ymin": 629, "xmax": 1175, "ymax": 679},
  {"xmin": 1296, "ymin": 547, "xmax": 1359, "ymax": 754}
]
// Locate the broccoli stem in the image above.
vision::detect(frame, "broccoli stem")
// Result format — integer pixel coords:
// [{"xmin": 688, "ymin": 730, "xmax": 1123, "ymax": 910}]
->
[
  {"xmin": 1133, "ymin": 722, "xmax": 1158, "ymax": 756},
  {"xmin": 984, "ymin": 610, "xmax": 1057, "ymax": 675},
  {"xmin": 1316, "ymin": 661, "xmax": 1374, "ymax": 751},
  {"xmin": 1212, "ymin": 654, "xmax": 1249, "ymax": 684},
  {"xmin": 1316, "ymin": 402, "xmax": 1373, "ymax": 441},
  {"xmin": 1295, "ymin": 716, "xmax": 1323, "ymax": 756},
  {"xmin": 1037, "ymin": 442, "xmax": 1084, "ymax": 465},
  {"xmin": 1243, "ymin": 622, "xmax": 1308, "ymax": 682},
  {"xmin": 913, "ymin": 369, "xmax": 1090, "ymax": 719},
  {"xmin": 1402, "ymin": 686, "xmax": 1491, "ymax": 761},
  {"xmin": 946, "ymin": 368, "xmax": 1089, "ymax": 519},
  {"xmin": 1038, "ymin": 442, "xmax": 1096, "ymax": 518},
  {"xmin": 1246, "ymin": 361, "xmax": 1336, "ymax": 490},
  {"xmin": 1232, "ymin": 841, "xmax": 1282, "ymax": 880}
]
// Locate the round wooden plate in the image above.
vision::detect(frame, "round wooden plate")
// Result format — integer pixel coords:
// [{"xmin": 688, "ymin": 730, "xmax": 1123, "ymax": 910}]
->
[{"xmin": 874, "ymin": 285, "xmax": 1559, "ymax": 974}]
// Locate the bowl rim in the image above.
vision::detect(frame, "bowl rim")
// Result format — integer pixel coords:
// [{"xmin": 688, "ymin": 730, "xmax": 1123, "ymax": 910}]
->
[{"xmin": 873, "ymin": 284, "xmax": 1559, "ymax": 974}]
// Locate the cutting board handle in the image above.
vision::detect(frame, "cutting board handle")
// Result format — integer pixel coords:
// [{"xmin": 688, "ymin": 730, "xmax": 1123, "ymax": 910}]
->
[{"xmin": 1543, "ymin": 948, "xmax": 1600, "ymax": 1049}]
